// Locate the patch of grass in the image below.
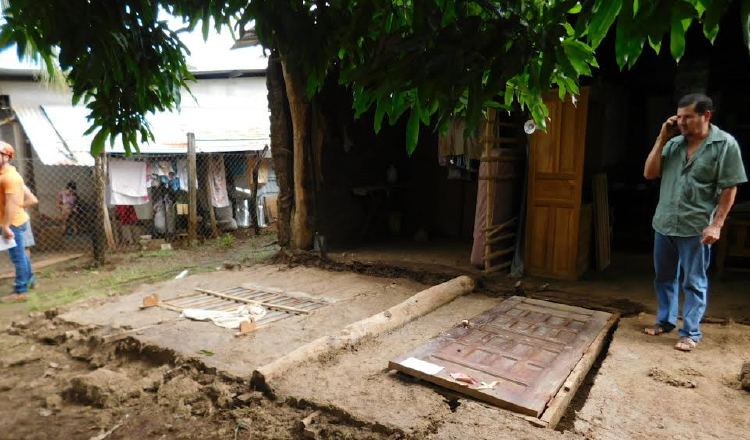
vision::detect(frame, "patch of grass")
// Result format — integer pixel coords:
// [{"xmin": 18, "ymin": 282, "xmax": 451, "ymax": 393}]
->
[
  {"xmin": 217, "ymin": 233, "xmax": 236, "ymax": 248},
  {"xmin": 141, "ymin": 249, "xmax": 175, "ymax": 258},
  {"xmin": 6, "ymin": 233, "xmax": 280, "ymax": 313}
]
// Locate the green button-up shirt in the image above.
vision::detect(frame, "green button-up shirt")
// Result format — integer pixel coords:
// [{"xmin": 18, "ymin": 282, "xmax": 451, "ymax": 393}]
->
[{"xmin": 653, "ymin": 124, "xmax": 748, "ymax": 237}]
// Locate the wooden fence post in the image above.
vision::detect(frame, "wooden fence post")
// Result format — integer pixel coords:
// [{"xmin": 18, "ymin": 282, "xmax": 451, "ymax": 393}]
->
[{"xmin": 187, "ymin": 133, "xmax": 198, "ymax": 245}]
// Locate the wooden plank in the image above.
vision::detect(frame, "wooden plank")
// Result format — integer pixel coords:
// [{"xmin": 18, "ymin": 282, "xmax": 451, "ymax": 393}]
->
[
  {"xmin": 187, "ymin": 133, "xmax": 198, "ymax": 244},
  {"xmin": 488, "ymin": 232, "xmax": 516, "ymax": 245},
  {"xmin": 389, "ymin": 296, "xmax": 613, "ymax": 417},
  {"xmin": 540, "ymin": 313, "xmax": 619, "ymax": 428},
  {"xmin": 253, "ymin": 276, "xmax": 476, "ymax": 391},
  {"xmin": 592, "ymin": 173, "xmax": 611, "ymax": 271},
  {"xmin": 483, "ymin": 247, "xmax": 515, "ymax": 261},
  {"xmin": 484, "ymin": 217, "xmax": 518, "ymax": 234},
  {"xmin": 194, "ymin": 288, "xmax": 311, "ymax": 314},
  {"xmin": 483, "ymin": 260, "xmax": 512, "ymax": 273}
]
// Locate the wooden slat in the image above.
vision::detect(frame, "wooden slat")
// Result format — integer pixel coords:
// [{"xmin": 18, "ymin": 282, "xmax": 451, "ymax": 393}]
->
[
  {"xmin": 484, "ymin": 247, "xmax": 515, "ymax": 261},
  {"xmin": 484, "ymin": 217, "xmax": 518, "ymax": 235},
  {"xmin": 479, "ymin": 174, "xmax": 521, "ymax": 181},
  {"xmin": 484, "ymin": 260, "xmax": 512, "ymax": 273},
  {"xmin": 592, "ymin": 173, "xmax": 611, "ymax": 271},
  {"xmin": 539, "ymin": 313, "xmax": 619, "ymax": 428},
  {"xmin": 488, "ymin": 232, "xmax": 516, "ymax": 245},
  {"xmin": 194, "ymin": 288, "xmax": 310, "ymax": 314}
]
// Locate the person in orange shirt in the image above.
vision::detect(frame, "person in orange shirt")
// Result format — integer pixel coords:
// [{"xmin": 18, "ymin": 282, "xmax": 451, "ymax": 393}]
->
[{"xmin": 0, "ymin": 141, "xmax": 34, "ymax": 302}]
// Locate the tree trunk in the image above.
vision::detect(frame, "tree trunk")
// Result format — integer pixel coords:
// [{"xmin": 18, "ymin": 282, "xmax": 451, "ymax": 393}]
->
[
  {"xmin": 266, "ymin": 52, "xmax": 293, "ymax": 248},
  {"xmin": 281, "ymin": 58, "xmax": 314, "ymax": 250},
  {"xmin": 92, "ymin": 154, "xmax": 107, "ymax": 266}
]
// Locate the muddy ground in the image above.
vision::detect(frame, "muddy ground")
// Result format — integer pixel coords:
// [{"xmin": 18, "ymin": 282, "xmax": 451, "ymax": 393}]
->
[{"xmin": 0, "ymin": 239, "xmax": 749, "ymax": 439}]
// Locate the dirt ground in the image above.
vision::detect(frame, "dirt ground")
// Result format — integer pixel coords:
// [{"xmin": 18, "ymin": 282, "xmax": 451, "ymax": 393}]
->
[{"xmin": 0, "ymin": 237, "xmax": 749, "ymax": 439}]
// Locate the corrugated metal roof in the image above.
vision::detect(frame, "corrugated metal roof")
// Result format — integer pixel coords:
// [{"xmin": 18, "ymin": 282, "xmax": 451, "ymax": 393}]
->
[
  {"xmin": 41, "ymin": 105, "xmax": 269, "ymax": 156},
  {"xmin": 14, "ymin": 106, "xmax": 95, "ymax": 166},
  {"xmin": 4, "ymin": 78, "xmax": 270, "ymax": 165}
]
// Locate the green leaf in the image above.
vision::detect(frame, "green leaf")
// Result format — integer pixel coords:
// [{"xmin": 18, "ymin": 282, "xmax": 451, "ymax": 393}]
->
[
  {"xmin": 633, "ymin": 0, "xmax": 640, "ymax": 16},
  {"xmin": 670, "ymin": 4, "xmax": 695, "ymax": 61},
  {"xmin": 568, "ymin": 3, "xmax": 582, "ymax": 14},
  {"xmin": 588, "ymin": 0, "xmax": 623, "ymax": 49},
  {"xmin": 561, "ymin": 39, "xmax": 594, "ymax": 76},
  {"xmin": 702, "ymin": 0, "xmax": 731, "ymax": 43},
  {"xmin": 91, "ymin": 128, "xmax": 109, "ymax": 156},
  {"xmin": 374, "ymin": 99, "xmax": 386, "ymax": 133},
  {"xmin": 405, "ymin": 109, "xmax": 419, "ymax": 156},
  {"xmin": 648, "ymin": 35, "xmax": 662, "ymax": 54}
]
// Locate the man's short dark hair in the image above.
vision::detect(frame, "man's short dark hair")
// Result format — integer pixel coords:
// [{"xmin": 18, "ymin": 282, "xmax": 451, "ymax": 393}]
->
[{"xmin": 678, "ymin": 93, "xmax": 714, "ymax": 114}]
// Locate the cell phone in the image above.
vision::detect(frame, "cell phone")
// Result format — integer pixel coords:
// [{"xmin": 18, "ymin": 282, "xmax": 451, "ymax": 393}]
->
[{"xmin": 666, "ymin": 118, "xmax": 679, "ymax": 136}]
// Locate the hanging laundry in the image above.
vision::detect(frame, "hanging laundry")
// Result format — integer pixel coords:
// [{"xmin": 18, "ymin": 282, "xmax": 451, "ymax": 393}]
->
[
  {"xmin": 208, "ymin": 155, "xmax": 231, "ymax": 208},
  {"xmin": 438, "ymin": 119, "xmax": 483, "ymax": 161},
  {"xmin": 171, "ymin": 159, "xmax": 189, "ymax": 191},
  {"xmin": 108, "ymin": 159, "xmax": 149, "ymax": 205}
]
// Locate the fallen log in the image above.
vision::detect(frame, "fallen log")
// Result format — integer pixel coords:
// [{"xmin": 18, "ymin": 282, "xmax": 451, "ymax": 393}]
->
[{"xmin": 251, "ymin": 275, "xmax": 476, "ymax": 392}]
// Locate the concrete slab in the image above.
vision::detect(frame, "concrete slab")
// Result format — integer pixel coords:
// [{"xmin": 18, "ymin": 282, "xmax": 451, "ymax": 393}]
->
[
  {"xmin": 271, "ymin": 293, "xmax": 580, "ymax": 438},
  {"xmin": 61, "ymin": 264, "xmax": 426, "ymax": 379}
]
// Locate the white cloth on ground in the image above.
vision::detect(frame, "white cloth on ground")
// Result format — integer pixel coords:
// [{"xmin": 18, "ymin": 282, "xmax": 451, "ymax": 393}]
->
[{"xmin": 181, "ymin": 305, "xmax": 267, "ymax": 329}]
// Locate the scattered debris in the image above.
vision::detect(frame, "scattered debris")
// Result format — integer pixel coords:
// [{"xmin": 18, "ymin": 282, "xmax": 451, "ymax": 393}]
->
[
  {"xmin": 141, "ymin": 293, "xmax": 160, "ymax": 308},
  {"xmin": 648, "ymin": 367, "xmax": 697, "ymax": 388},
  {"xmin": 38, "ymin": 408, "xmax": 53, "ymax": 417},
  {"xmin": 88, "ymin": 414, "xmax": 129, "ymax": 440},
  {"xmin": 460, "ymin": 319, "xmax": 473, "ymax": 328},
  {"xmin": 740, "ymin": 362, "xmax": 750, "ymax": 391},
  {"xmin": 297, "ymin": 410, "xmax": 321, "ymax": 439},
  {"xmin": 182, "ymin": 306, "xmax": 267, "ymax": 329},
  {"xmin": 450, "ymin": 372, "xmax": 479, "ymax": 386},
  {"xmin": 475, "ymin": 381, "xmax": 498, "ymax": 390},
  {"xmin": 175, "ymin": 269, "xmax": 189, "ymax": 279},
  {"xmin": 223, "ymin": 261, "xmax": 242, "ymax": 271},
  {"xmin": 197, "ymin": 349, "xmax": 215, "ymax": 357},
  {"xmin": 2, "ymin": 351, "xmax": 41, "ymax": 368}
]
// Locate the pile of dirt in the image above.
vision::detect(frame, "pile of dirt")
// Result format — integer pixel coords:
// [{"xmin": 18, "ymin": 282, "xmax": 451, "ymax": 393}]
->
[
  {"xmin": 65, "ymin": 368, "xmax": 141, "ymax": 407},
  {"xmin": 274, "ymin": 250, "xmax": 463, "ymax": 286},
  {"xmin": 647, "ymin": 367, "xmax": 698, "ymax": 388},
  {"xmin": 1, "ymin": 309, "xmax": 403, "ymax": 440}
]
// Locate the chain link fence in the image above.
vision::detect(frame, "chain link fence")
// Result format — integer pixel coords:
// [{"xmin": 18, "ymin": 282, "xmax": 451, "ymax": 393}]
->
[{"xmin": 2, "ymin": 150, "xmax": 277, "ymax": 272}]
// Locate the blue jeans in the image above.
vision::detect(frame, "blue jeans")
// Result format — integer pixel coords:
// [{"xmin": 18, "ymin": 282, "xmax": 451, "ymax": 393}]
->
[
  {"xmin": 654, "ymin": 232, "xmax": 710, "ymax": 341},
  {"xmin": 8, "ymin": 222, "xmax": 33, "ymax": 293}
]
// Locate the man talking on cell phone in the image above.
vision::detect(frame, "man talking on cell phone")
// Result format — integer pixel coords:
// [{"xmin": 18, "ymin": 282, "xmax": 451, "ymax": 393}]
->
[{"xmin": 642, "ymin": 93, "xmax": 747, "ymax": 352}]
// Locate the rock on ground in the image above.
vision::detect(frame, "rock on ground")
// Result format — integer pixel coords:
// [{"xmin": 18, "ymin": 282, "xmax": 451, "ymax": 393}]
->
[
  {"xmin": 741, "ymin": 361, "xmax": 750, "ymax": 391},
  {"xmin": 65, "ymin": 368, "xmax": 141, "ymax": 408}
]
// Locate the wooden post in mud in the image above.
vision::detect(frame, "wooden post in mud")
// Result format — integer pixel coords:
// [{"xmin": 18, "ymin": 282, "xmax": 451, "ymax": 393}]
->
[
  {"xmin": 251, "ymin": 275, "xmax": 476, "ymax": 392},
  {"xmin": 187, "ymin": 133, "xmax": 198, "ymax": 245}
]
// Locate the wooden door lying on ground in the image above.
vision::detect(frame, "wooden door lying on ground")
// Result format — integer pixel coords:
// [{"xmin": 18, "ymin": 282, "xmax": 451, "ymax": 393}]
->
[
  {"xmin": 525, "ymin": 88, "xmax": 590, "ymax": 279},
  {"xmin": 389, "ymin": 296, "xmax": 614, "ymax": 419}
]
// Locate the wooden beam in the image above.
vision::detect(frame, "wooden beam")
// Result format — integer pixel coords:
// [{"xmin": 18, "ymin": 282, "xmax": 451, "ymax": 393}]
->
[
  {"xmin": 187, "ymin": 133, "xmax": 198, "ymax": 244},
  {"xmin": 484, "ymin": 247, "xmax": 515, "ymax": 261},
  {"xmin": 539, "ymin": 313, "xmax": 619, "ymax": 428},
  {"xmin": 484, "ymin": 260, "xmax": 512, "ymax": 273},
  {"xmin": 252, "ymin": 275, "xmax": 476, "ymax": 392},
  {"xmin": 194, "ymin": 288, "xmax": 310, "ymax": 314},
  {"xmin": 488, "ymin": 232, "xmax": 516, "ymax": 245}
]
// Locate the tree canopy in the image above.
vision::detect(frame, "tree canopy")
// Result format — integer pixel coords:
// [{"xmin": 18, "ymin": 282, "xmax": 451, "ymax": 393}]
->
[{"xmin": 1, "ymin": 0, "xmax": 748, "ymax": 155}]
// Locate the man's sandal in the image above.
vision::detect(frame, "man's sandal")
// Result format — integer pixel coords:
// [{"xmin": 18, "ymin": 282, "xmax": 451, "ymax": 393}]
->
[
  {"xmin": 644, "ymin": 324, "xmax": 670, "ymax": 336},
  {"xmin": 674, "ymin": 337, "xmax": 697, "ymax": 352}
]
